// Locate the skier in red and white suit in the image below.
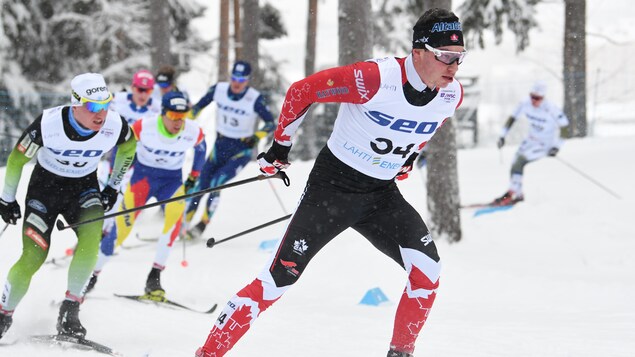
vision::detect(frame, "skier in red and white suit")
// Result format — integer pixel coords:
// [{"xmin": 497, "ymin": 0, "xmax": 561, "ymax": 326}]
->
[{"xmin": 197, "ymin": 8, "xmax": 466, "ymax": 357}]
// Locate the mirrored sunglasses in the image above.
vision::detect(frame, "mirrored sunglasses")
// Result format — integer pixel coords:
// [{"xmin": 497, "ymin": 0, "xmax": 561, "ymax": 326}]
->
[
  {"xmin": 231, "ymin": 76, "xmax": 249, "ymax": 83},
  {"xmin": 83, "ymin": 97, "xmax": 112, "ymax": 113},
  {"xmin": 424, "ymin": 44, "xmax": 467, "ymax": 65},
  {"xmin": 157, "ymin": 81, "xmax": 171, "ymax": 88},
  {"xmin": 164, "ymin": 110, "xmax": 188, "ymax": 121}
]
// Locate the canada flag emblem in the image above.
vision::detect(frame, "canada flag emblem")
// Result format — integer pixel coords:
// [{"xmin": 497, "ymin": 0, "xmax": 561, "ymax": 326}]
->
[{"xmin": 450, "ymin": 34, "xmax": 459, "ymax": 42}]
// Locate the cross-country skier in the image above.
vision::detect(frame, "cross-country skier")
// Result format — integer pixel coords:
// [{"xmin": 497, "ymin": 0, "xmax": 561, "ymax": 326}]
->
[
  {"xmin": 99, "ymin": 70, "xmax": 162, "ymax": 224},
  {"xmin": 0, "ymin": 73, "xmax": 136, "ymax": 340},
  {"xmin": 86, "ymin": 91, "xmax": 206, "ymax": 297},
  {"xmin": 183, "ymin": 60, "xmax": 275, "ymax": 240},
  {"xmin": 493, "ymin": 81, "xmax": 569, "ymax": 205},
  {"xmin": 195, "ymin": 8, "xmax": 465, "ymax": 357},
  {"xmin": 152, "ymin": 65, "xmax": 190, "ymax": 105}
]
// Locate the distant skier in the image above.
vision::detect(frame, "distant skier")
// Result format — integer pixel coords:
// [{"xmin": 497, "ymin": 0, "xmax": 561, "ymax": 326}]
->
[
  {"xmin": 183, "ymin": 60, "xmax": 275, "ymax": 240},
  {"xmin": 195, "ymin": 8, "xmax": 465, "ymax": 357},
  {"xmin": 86, "ymin": 91, "xmax": 206, "ymax": 297},
  {"xmin": 0, "ymin": 73, "xmax": 136, "ymax": 340},
  {"xmin": 493, "ymin": 81, "xmax": 569, "ymax": 205},
  {"xmin": 152, "ymin": 65, "xmax": 190, "ymax": 105}
]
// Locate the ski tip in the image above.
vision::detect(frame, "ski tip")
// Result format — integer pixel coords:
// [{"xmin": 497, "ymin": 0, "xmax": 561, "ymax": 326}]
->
[
  {"xmin": 206, "ymin": 303, "xmax": 218, "ymax": 314},
  {"xmin": 206, "ymin": 238, "xmax": 216, "ymax": 248}
]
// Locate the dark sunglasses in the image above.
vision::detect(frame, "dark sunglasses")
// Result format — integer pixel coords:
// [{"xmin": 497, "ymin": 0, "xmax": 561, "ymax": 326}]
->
[
  {"xmin": 530, "ymin": 95, "xmax": 544, "ymax": 101},
  {"xmin": 134, "ymin": 87, "xmax": 153, "ymax": 93}
]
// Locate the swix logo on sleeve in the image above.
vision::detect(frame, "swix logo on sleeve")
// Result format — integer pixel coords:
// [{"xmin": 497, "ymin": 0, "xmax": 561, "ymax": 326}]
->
[
  {"xmin": 364, "ymin": 110, "xmax": 438, "ymax": 134},
  {"xmin": 354, "ymin": 69, "xmax": 369, "ymax": 100}
]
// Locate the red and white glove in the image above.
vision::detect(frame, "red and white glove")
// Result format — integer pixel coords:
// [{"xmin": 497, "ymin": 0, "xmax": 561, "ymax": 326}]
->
[
  {"xmin": 395, "ymin": 152, "xmax": 419, "ymax": 181},
  {"xmin": 257, "ymin": 141, "xmax": 291, "ymax": 176}
]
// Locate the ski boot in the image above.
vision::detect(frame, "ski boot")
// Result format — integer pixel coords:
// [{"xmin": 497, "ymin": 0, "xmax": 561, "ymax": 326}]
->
[
  {"xmin": 85, "ymin": 274, "xmax": 98, "ymax": 294},
  {"xmin": 0, "ymin": 312, "xmax": 13, "ymax": 340},
  {"xmin": 144, "ymin": 267, "xmax": 166, "ymax": 301},
  {"xmin": 492, "ymin": 190, "xmax": 524, "ymax": 206},
  {"xmin": 57, "ymin": 300, "xmax": 86, "ymax": 338},
  {"xmin": 387, "ymin": 350, "xmax": 414, "ymax": 357},
  {"xmin": 184, "ymin": 221, "xmax": 206, "ymax": 241}
]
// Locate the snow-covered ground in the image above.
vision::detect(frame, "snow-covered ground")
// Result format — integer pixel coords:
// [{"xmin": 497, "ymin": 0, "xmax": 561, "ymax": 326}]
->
[
  {"xmin": 2, "ymin": 1, "xmax": 635, "ymax": 356},
  {"xmin": 0, "ymin": 134, "xmax": 633, "ymax": 357}
]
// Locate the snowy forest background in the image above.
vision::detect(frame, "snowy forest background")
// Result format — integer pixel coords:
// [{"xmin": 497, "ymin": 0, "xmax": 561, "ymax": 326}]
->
[
  {"xmin": 0, "ymin": 1, "xmax": 634, "ymax": 356},
  {"xmin": 1, "ymin": 0, "xmax": 634, "ymax": 242}
]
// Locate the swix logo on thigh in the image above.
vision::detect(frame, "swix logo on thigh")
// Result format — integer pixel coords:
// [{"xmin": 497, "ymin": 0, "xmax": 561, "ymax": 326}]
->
[{"xmin": 420, "ymin": 233, "xmax": 432, "ymax": 246}]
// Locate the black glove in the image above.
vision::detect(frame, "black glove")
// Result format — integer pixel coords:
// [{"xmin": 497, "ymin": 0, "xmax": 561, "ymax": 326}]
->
[
  {"xmin": 184, "ymin": 175, "xmax": 197, "ymax": 194},
  {"xmin": 396, "ymin": 152, "xmax": 419, "ymax": 181},
  {"xmin": 100, "ymin": 186, "xmax": 119, "ymax": 211},
  {"xmin": 241, "ymin": 135, "xmax": 259, "ymax": 148},
  {"xmin": 0, "ymin": 199, "xmax": 21, "ymax": 225},
  {"xmin": 257, "ymin": 141, "xmax": 291, "ymax": 176},
  {"xmin": 497, "ymin": 137, "xmax": 505, "ymax": 149},
  {"xmin": 547, "ymin": 147, "xmax": 559, "ymax": 157}
]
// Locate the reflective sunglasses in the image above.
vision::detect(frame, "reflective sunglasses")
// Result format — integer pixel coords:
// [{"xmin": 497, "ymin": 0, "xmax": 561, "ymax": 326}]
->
[
  {"xmin": 134, "ymin": 86, "xmax": 153, "ymax": 93},
  {"xmin": 231, "ymin": 76, "xmax": 249, "ymax": 83},
  {"xmin": 73, "ymin": 91, "xmax": 112, "ymax": 113},
  {"xmin": 157, "ymin": 81, "xmax": 171, "ymax": 88},
  {"xmin": 424, "ymin": 44, "xmax": 467, "ymax": 65},
  {"xmin": 530, "ymin": 95, "xmax": 544, "ymax": 101},
  {"xmin": 164, "ymin": 110, "xmax": 188, "ymax": 121}
]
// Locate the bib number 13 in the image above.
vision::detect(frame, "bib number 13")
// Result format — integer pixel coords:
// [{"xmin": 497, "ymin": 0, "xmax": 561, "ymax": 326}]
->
[{"xmin": 370, "ymin": 138, "xmax": 414, "ymax": 158}]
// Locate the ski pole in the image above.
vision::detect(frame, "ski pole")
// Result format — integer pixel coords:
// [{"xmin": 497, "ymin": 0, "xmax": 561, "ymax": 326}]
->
[
  {"xmin": 56, "ymin": 172, "xmax": 290, "ymax": 231},
  {"xmin": 555, "ymin": 157, "xmax": 621, "ymax": 199},
  {"xmin": 267, "ymin": 180, "xmax": 289, "ymax": 214},
  {"xmin": 0, "ymin": 223, "xmax": 9, "ymax": 239},
  {"xmin": 206, "ymin": 214, "xmax": 292, "ymax": 248}
]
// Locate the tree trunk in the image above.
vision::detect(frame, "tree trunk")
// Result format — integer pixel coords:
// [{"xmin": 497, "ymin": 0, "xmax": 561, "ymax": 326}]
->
[
  {"xmin": 234, "ymin": 0, "xmax": 242, "ymax": 60},
  {"xmin": 424, "ymin": 0, "xmax": 462, "ymax": 243},
  {"xmin": 241, "ymin": 0, "xmax": 260, "ymax": 87},
  {"xmin": 338, "ymin": 0, "xmax": 373, "ymax": 66},
  {"xmin": 305, "ymin": 0, "xmax": 318, "ymax": 77},
  {"xmin": 294, "ymin": 0, "xmax": 320, "ymax": 161},
  {"xmin": 301, "ymin": 0, "xmax": 372, "ymax": 157},
  {"xmin": 150, "ymin": 0, "xmax": 171, "ymax": 71},
  {"xmin": 563, "ymin": 0, "xmax": 587, "ymax": 137},
  {"xmin": 219, "ymin": 0, "xmax": 230, "ymax": 81}
]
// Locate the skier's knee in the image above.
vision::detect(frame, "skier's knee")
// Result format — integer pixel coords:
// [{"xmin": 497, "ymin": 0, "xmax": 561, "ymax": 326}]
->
[{"xmin": 511, "ymin": 155, "xmax": 529, "ymax": 175}]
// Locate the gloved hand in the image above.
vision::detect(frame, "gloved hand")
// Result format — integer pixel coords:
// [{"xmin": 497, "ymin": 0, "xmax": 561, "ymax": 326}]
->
[
  {"xmin": 0, "ymin": 199, "xmax": 21, "ymax": 225},
  {"xmin": 396, "ymin": 152, "xmax": 419, "ymax": 181},
  {"xmin": 241, "ymin": 130, "xmax": 268, "ymax": 148},
  {"xmin": 184, "ymin": 175, "xmax": 198, "ymax": 194},
  {"xmin": 257, "ymin": 141, "xmax": 291, "ymax": 176},
  {"xmin": 497, "ymin": 137, "xmax": 505, "ymax": 149},
  {"xmin": 547, "ymin": 147, "xmax": 559, "ymax": 157},
  {"xmin": 100, "ymin": 186, "xmax": 119, "ymax": 211}
]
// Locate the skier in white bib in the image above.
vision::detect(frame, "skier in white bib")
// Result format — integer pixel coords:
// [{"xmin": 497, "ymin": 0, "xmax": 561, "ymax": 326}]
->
[{"xmin": 493, "ymin": 81, "xmax": 569, "ymax": 205}]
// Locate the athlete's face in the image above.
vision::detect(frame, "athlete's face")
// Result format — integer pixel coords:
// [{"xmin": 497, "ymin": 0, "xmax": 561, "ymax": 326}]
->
[
  {"xmin": 230, "ymin": 78, "xmax": 249, "ymax": 94},
  {"xmin": 162, "ymin": 114, "xmax": 185, "ymax": 134},
  {"xmin": 412, "ymin": 45, "xmax": 464, "ymax": 89},
  {"xmin": 72, "ymin": 105, "xmax": 108, "ymax": 131},
  {"xmin": 132, "ymin": 85, "xmax": 153, "ymax": 106},
  {"xmin": 529, "ymin": 93, "xmax": 544, "ymax": 108}
]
